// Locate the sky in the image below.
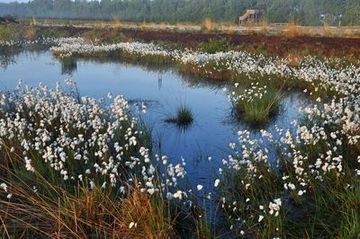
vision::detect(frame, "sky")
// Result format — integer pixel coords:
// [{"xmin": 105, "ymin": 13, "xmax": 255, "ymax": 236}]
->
[{"xmin": 0, "ymin": 0, "xmax": 28, "ymax": 2}]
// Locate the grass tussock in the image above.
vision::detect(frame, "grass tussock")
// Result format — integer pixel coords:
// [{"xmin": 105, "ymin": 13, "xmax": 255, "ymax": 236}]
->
[
  {"xmin": 24, "ymin": 25, "xmax": 37, "ymax": 40},
  {"xmin": 31, "ymin": 16, "xmax": 37, "ymax": 26},
  {"xmin": 165, "ymin": 105, "xmax": 194, "ymax": 128},
  {"xmin": 201, "ymin": 18, "xmax": 215, "ymax": 32},
  {"xmin": 231, "ymin": 83, "xmax": 283, "ymax": 126},
  {"xmin": 120, "ymin": 187, "xmax": 175, "ymax": 239},
  {"xmin": 260, "ymin": 19, "xmax": 269, "ymax": 35},
  {"xmin": 236, "ymin": 97, "xmax": 280, "ymax": 126},
  {"xmin": 112, "ymin": 18, "xmax": 122, "ymax": 31},
  {"xmin": 284, "ymin": 20, "xmax": 300, "ymax": 38}
]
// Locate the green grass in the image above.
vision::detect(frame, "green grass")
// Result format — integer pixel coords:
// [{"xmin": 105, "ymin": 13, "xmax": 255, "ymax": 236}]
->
[
  {"xmin": 55, "ymin": 48, "xmax": 174, "ymax": 68},
  {"xmin": 0, "ymin": 85, "xmax": 184, "ymax": 238},
  {"xmin": 218, "ymin": 149, "xmax": 284, "ymax": 238},
  {"xmin": 279, "ymin": 181, "xmax": 360, "ymax": 238},
  {"xmin": 198, "ymin": 38, "xmax": 232, "ymax": 54},
  {"xmin": 277, "ymin": 122, "xmax": 360, "ymax": 238},
  {"xmin": 194, "ymin": 216, "xmax": 213, "ymax": 239},
  {"xmin": 217, "ymin": 112, "xmax": 360, "ymax": 238},
  {"xmin": 339, "ymin": 189, "xmax": 360, "ymax": 239},
  {"xmin": 0, "ymin": 25, "xmax": 12, "ymax": 41},
  {"xmin": 0, "ymin": 23, "xmax": 39, "ymax": 41},
  {"xmin": 233, "ymin": 86, "xmax": 283, "ymax": 126},
  {"xmin": 219, "ymin": 153, "xmax": 360, "ymax": 238},
  {"xmin": 165, "ymin": 105, "xmax": 194, "ymax": 128},
  {"xmin": 82, "ymin": 27, "xmax": 128, "ymax": 43},
  {"xmin": 2, "ymin": 23, "xmax": 360, "ymax": 238}
]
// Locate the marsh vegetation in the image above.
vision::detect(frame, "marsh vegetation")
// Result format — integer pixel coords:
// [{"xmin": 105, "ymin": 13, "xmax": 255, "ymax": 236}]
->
[
  {"xmin": 165, "ymin": 105, "xmax": 194, "ymax": 129},
  {"xmin": 0, "ymin": 24, "xmax": 360, "ymax": 238},
  {"xmin": 229, "ymin": 82, "xmax": 283, "ymax": 126}
]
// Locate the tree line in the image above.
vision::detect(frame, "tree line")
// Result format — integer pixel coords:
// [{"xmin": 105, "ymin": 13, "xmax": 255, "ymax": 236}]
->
[{"xmin": 0, "ymin": 0, "xmax": 359, "ymax": 26}]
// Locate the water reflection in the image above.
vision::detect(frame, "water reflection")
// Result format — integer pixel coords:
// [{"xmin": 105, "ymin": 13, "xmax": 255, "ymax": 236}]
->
[
  {"xmin": 158, "ymin": 74, "xmax": 162, "ymax": 90},
  {"xmin": 0, "ymin": 46, "xmax": 18, "ymax": 69},
  {"xmin": 0, "ymin": 45, "xmax": 49, "ymax": 69},
  {"xmin": 60, "ymin": 57, "xmax": 77, "ymax": 75},
  {"xmin": 0, "ymin": 46, "xmax": 310, "ymax": 191}
]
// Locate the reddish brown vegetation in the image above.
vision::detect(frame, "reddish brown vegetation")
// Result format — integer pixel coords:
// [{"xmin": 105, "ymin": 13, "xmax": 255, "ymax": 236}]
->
[
  {"xmin": 120, "ymin": 29, "xmax": 360, "ymax": 58},
  {"xmin": 40, "ymin": 25, "xmax": 360, "ymax": 58}
]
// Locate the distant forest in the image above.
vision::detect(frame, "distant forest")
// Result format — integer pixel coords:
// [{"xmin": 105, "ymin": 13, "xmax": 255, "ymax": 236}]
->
[{"xmin": 0, "ymin": 0, "xmax": 359, "ymax": 26}]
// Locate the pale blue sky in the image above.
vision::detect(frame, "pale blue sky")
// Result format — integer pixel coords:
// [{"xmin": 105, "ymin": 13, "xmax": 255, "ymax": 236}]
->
[{"xmin": 0, "ymin": 0, "xmax": 28, "ymax": 3}]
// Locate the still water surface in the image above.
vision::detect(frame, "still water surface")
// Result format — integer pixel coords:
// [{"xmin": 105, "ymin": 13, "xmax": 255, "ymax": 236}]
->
[{"xmin": 0, "ymin": 49, "xmax": 307, "ymax": 189}]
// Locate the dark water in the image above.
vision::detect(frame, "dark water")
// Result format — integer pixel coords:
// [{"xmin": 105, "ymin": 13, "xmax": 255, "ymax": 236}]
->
[{"xmin": 0, "ymin": 48, "xmax": 308, "ymax": 191}]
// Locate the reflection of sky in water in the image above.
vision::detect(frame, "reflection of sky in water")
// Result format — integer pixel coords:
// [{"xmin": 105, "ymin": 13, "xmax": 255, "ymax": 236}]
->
[{"xmin": 0, "ymin": 50, "xmax": 310, "ymax": 191}]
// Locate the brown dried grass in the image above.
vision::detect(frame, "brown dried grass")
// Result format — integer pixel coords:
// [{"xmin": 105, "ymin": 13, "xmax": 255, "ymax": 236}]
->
[
  {"xmin": 112, "ymin": 18, "xmax": 122, "ymax": 31},
  {"xmin": 260, "ymin": 19, "xmax": 269, "ymax": 34},
  {"xmin": 0, "ymin": 176, "xmax": 175, "ymax": 238},
  {"xmin": 202, "ymin": 17, "xmax": 215, "ymax": 32},
  {"xmin": 284, "ymin": 20, "xmax": 300, "ymax": 37}
]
